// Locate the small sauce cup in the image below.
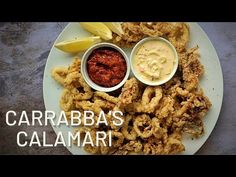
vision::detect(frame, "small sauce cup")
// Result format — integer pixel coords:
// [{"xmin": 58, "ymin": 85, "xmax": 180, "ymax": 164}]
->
[
  {"xmin": 130, "ymin": 37, "xmax": 179, "ymax": 86},
  {"xmin": 81, "ymin": 42, "xmax": 130, "ymax": 92}
]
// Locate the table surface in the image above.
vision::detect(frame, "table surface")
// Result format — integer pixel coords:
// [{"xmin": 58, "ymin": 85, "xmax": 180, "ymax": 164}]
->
[{"xmin": 0, "ymin": 22, "xmax": 235, "ymax": 155}]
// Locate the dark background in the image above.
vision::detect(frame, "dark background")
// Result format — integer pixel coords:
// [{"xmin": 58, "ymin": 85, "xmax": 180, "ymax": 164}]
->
[{"xmin": 0, "ymin": 22, "xmax": 235, "ymax": 154}]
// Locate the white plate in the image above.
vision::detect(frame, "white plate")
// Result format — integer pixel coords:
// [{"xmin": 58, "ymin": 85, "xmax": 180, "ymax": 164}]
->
[{"xmin": 43, "ymin": 22, "xmax": 223, "ymax": 155}]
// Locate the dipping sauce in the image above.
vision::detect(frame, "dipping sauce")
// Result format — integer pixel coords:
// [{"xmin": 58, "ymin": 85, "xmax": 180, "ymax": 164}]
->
[
  {"xmin": 133, "ymin": 40, "xmax": 176, "ymax": 83},
  {"xmin": 87, "ymin": 47, "xmax": 127, "ymax": 87}
]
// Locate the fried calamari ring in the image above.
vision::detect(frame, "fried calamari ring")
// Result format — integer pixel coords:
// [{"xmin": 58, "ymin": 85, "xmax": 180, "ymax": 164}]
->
[
  {"xmin": 51, "ymin": 66, "xmax": 68, "ymax": 86},
  {"xmin": 52, "ymin": 59, "xmax": 92, "ymax": 100},
  {"xmin": 112, "ymin": 140, "xmax": 143, "ymax": 155},
  {"xmin": 140, "ymin": 22, "xmax": 163, "ymax": 37},
  {"xmin": 133, "ymin": 114, "xmax": 153, "ymax": 138},
  {"xmin": 124, "ymin": 140, "xmax": 143, "ymax": 153},
  {"xmin": 120, "ymin": 86, "xmax": 162, "ymax": 114},
  {"xmin": 119, "ymin": 77, "xmax": 140, "ymax": 105},
  {"xmin": 175, "ymin": 94, "xmax": 195, "ymax": 117},
  {"xmin": 60, "ymin": 89, "xmax": 74, "ymax": 111},
  {"xmin": 144, "ymin": 132, "xmax": 185, "ymax": 155},
  {"xmin": 175, "ymin": 87, "xmax": 190, "ymax": 97},
  {"xmin": 121, "ymin": 22, "xmax": 145, "ymax": 42},
  {"xmin": 83, "ymin": 144, "xmax": 99, "ymax": 154},
  {"xmin": 110, "ymin": 131, "xmax": 124, "ymax": 148},
  {"xmin": 166, "ymin": 86, "xmax": 194, "ymax": 118},
  {"xmin": 108, "ymin": 105, "xmax": 125, "ymax": 130},
  {"xmin": 94, "ymin": 99, "xmax": 116, "ymax": 112},
  {"xmin": 132, "ymin": 86, "xmax": 163, "ymax": 113},
  {"xmin": 181, "ymin": 47, "xmax": 204, "ymax": 91},
  {"xmin": 183, "ymin": 75, "xmax": 199, "ymax": 91},
  {"xmin": 141, "ymin": 86, "xmax": 163, "ymax": 113},
  {"xmin": 124, "ymin": 22, "xmax": 142, "ymax": 35},
  {"xmin": 143, "ymin": 137, "xmax": 164, "ymax": 155},
  {"xmin": 183, "ymin": 72, "xmax": 198, "ymax": 91},
  {"xmin": 151, "ymin": 118, "xmax": 168, "ymax": 142},
  {"xmin": 113, "ymin": 22, "xmax": 190, "ymax": 51},
  {"xmin": 174, "ymin": 88, "xmax": 211, "ymax": 120},
  {"xmin": 64, "ymin": 71, "xmax": 79, "ymax": 87},
  {"xmin": 171, "ymin": 88, "xmax": 211, "ymax": 136},
  {"xmin": 98, "ymin": 131, "xmax": 112, "ymax": 155},
  {"xmin": 99, "ymin": 142, "xmax": 110, "ymax": 155},
  {"xmin": 122, "ymin": 103, "xmax": 137, "ymax": 114},
  {"xmin": 80, "ymin": 114, "xmax": 99, "ymax": 128},
  {"xmin": 76, "ymin": 100, "xmax": 115, "ymax": 128},
  {"xmin": 162, "ymin": 76, "xmax": 182, "ymax": 93},
  {"xmin": 168, "ymin": 23, "xmax": 190, "ymax": 52},
  {"xmin": 66, "ymin": 73, "xmax": 93, "ymax": 100},
  {"xmin": 75, "ymin": 100, "xmax": 102, "ymax": 115},
  {"xmin": 94, "ymin": 91, "xmax": 119, "ymax": 104},
  {"xmin": 187, "ymin": 47, "xmax": 204, "ymax": 77},
  {"xmin": 163, "ymin": 133, "xmax": 185, "ymax": 154},
  {"xmin": 120, "ymin": 140, "xmax": 143, "ymax": 154},
  {"xmin": 121, "ymin": 114, "xmax": 137, "ymax": 140},
  {"xmin": 112, "ymin": 23, "xmax": 145, "ymax": 48},
  {"xmin": 193, "ymin": 89, "xmax": 212, "ymax": 118},
  {"xmin": 111, "ymin": 33, "xmax": 136, "ymax": 48},
  {"xmin": 151, "ymin": 22, "xmax": 178, "ymax": 36},
  {"xmin": 76, "ymin": 96, "xmax": 116, "ymax": 117},
  {"xmin": 144, "ymin": 130, "xmax": 185, "ymax": 155},
  {"xmin": 79, "ymin": 127, "xmax": 99, "ymax": 154},
  {"xmin": 155, "ymin": 96, "xmax": 175, "ymax": 120},
  {"xmin": 68, "ymin": 57, "xmax": 81, "ymax": 73}
]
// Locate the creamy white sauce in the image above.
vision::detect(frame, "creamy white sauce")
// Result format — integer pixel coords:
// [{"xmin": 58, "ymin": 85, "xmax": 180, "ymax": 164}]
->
[{"xmin": 133, "ymin": 40, "xmax": 176, "ymax": 83}]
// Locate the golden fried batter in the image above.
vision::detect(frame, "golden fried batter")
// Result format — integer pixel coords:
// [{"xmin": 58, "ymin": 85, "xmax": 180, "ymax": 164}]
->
[
  {"xmin": 121, "ymin": 114, "xmax": 137, "ymax": 140},
  {"xmin": 60, "ymin": 89, "xmax": 75, "ymax": 111},
  {"xmin": 112, "ymin": 22, "xmax": 190, "ymax": 52},
  {"xmin": 133, "ymin": 114, "xmax": 153, "ymax": 138},
  {"xmin": 113, "ymin": 140, "xmax": 143, "ymax": 155},
  {"xmin": 51, "ymin": 22, "xmax": 212, "ymax": 155},
  {"xmin": 140, "ymin": 86, "xmax": 163, "ymax": 113},
  {"xmin": 140, "ymin": 22, "xmax": 163, "ymax": 37},
  {"xmin": 119, "ymin": 77, "xmax": 140, "ymax": 105},
  {"xmin": 94, "ymin": 91, "xmax": 119, "ymax": 104},
  {"xmin": 51, "ymin": 66, "xmax": 68, "ymax": 86}
]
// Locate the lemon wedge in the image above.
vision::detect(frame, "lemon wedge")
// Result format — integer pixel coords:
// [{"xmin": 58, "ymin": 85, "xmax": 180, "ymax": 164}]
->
[
  {"xmin": 54, "ymin": 36, "xmax": 101, "ymax": 53},
  {"xmin": 80, "ymin": 22, "xmax": 112, "ymax": 40},
  {"xmin": 104, "ymin": 22, "xmax": 124, "ymax": 36}
]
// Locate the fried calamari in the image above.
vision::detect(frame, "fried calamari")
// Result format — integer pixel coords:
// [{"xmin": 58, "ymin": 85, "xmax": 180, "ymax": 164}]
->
[
  {"xmin": 51, "ymin": 22, "xmax": 211, "ymax": 155},
  {"xmin": 112, "ymin": 22, "xmax": 190, "ymax": 52}
]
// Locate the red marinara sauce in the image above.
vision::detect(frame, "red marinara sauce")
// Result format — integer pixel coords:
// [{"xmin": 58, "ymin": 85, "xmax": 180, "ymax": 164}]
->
[{"xmin": 87, "ymin": 47, "xmax": 127, "ymax": 87}]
